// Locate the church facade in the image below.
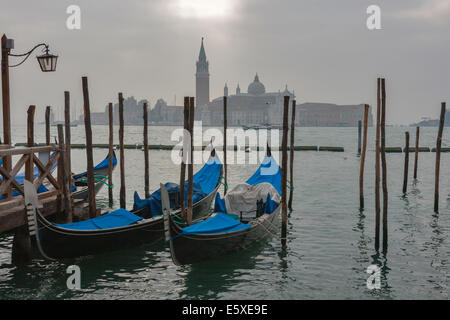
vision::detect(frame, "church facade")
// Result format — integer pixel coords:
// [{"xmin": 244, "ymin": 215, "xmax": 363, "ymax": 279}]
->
[{"xmin": 197, "ymin": 75, "xmax": 296, "ymax": 126}]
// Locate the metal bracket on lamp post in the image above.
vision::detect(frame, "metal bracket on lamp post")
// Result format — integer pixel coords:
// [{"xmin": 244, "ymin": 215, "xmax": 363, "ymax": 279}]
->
[{"xmin": 8, "ymin": 42, "xmax": 58, "ymax": 71}]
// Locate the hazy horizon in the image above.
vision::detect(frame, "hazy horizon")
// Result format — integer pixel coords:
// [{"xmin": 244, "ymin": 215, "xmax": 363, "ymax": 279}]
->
[{"xmin": 1, "ymin": 0, "xmax": 449, "ymax": 127}]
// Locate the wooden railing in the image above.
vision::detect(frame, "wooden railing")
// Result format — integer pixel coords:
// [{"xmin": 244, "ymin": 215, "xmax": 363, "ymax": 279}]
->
[{"xmin": 0, "ymin": 145, "xmax": 62, "ymax": 202}]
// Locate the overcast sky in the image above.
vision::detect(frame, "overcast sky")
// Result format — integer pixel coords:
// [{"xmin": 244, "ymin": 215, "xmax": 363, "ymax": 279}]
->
[{"xmin": 0, "ymin": 0, "xmax": 449, "ymax": 126}]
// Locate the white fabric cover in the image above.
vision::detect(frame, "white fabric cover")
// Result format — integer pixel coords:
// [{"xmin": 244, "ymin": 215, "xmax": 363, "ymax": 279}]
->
[{"xmin": 224, "ymin": 183, "xmax": 281, "ymax": 219}]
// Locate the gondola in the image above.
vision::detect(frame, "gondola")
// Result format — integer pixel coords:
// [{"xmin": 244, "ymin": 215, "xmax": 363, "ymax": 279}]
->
[
  {"xmin": 25, "ymin": 149, "xmax": 222, "ymax": 259},
  {"xmin": 162, "ymin": 149, "xmax": 281, "ymax": 265}
]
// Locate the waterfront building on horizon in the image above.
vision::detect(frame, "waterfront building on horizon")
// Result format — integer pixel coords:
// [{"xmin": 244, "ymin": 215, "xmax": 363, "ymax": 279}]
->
[{"xmin": 79, "ymin": 38, "xmax": 373, "ymax": 127}]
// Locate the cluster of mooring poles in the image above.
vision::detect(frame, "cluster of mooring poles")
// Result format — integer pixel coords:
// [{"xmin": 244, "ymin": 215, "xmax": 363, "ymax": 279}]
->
[
  {"xmin": 0, "ymin": 68, "xmax": 145, "ymax": 264},
  {"xmin": 358, "ymin": 78, "xmax": 447, "ymax": 253},
  {"xmin": 399, "ymin": 103, "xmax": 446, "ymax": 214},
  {"xmin": 220, "ymin": 94, "xmax": 296, "ymax": 246}
]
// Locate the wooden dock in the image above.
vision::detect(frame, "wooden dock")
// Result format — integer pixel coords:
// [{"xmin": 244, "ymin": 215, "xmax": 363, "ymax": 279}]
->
[
  {"xmin": 0, "ymin": 195, "xmax": 88, "ymax": 234},
  {"xmin": 0, "ymin": 145, "xmax": 88, "ymax": 234}
]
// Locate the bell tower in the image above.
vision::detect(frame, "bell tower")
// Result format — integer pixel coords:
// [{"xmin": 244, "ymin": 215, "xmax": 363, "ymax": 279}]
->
[{"xmin": 195, "ymin": 37, "xmax": 210, "ymax": 107}]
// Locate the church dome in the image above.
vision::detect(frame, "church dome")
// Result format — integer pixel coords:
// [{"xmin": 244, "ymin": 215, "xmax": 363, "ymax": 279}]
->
[{"xmin": 248, "ymin": 73, "xmax": 266, "ymax": 95}]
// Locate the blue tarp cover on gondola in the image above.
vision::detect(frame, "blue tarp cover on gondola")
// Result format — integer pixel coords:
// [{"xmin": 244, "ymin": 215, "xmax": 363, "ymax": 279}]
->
[
  {"xmin": 246, "ymin": 156, "xmax": 281, "ymax": 195},
  {"xmin": 134, "ymin": 182, "xmax": 207, "ymax": 216},
  {"xmin": 54, "ymin": 208, "xmax": 142, "ymax": 230},
  {"xmin": 264, "ymin": 193, "xmax": 278, "ymax": 214},
  {"xmin": 133, "ymin": 156, "xmax": 222, "ymax": 215},
  {"xmin": 214, "ymin": 192, "xmax": 227, "ymax": 213},
  {"xmin": 192, "ymin": 157, "xmax": 222, "ymax": 194},
  {"xmin": 177, "ymin": 212, "xmax": 251, "ymax": 237}
]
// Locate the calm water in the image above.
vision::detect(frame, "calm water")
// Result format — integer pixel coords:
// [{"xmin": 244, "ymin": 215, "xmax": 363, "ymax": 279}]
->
[{"xmin": 0, "ymin": 125, "xmax": 449, "ymax": 299}]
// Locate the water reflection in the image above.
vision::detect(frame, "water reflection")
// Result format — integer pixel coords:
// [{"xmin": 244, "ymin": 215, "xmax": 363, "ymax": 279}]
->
[
  {"xmin": 369, "ymin": 252, "xmax": 393, "ymax": 299},
  {"xmin": 5, "ymin": 260, "xmax": 68, "ymax": 299},
  {"xmin": 429, "ymin": 212, "xmax": 447, "ymax": 297},
  {"xmin": 181, "ymin": 241, "xmax": 267, "ymax": 299},
  {"xmin": 354, "ymin": 208, "xmax": 369, "ymax": 260},
  {"xmin": 352, "ymin": 206, "xmax": 394, "ymax": 299},
  {"xmin": 352, "ymin": 207, "xmax": 371, "ymax": 295}
]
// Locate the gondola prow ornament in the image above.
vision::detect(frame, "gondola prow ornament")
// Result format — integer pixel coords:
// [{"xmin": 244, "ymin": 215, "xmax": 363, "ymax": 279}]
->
[
  {"xmin": 24, "ymin": 180, "xmax": 42, "ymax": 237},
  {"xmin": 161, "ymin": 183, "xmax": 171, "ymax": 242},
  {"xmin": 161, "ymin": 183, "xmax": 181, "ymax": 266},
  {"xmin": 24, "ymin": 180, "xmax": 53, "ymax": 260}
]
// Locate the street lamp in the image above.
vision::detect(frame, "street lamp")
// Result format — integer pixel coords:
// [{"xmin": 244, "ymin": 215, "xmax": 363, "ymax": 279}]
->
[
  {"xmin": 36, "ymin": 47, "xmax": 58, "ymax": 72},
  {"xmin": 1, "ymin": 34, "xmax": 58, "ymax": 197}
]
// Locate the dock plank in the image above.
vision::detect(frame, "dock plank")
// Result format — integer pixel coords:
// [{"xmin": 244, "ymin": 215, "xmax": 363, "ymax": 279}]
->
[{"xmin": 0, "ymin": 196, "xmax": 86, "ymax": 234}]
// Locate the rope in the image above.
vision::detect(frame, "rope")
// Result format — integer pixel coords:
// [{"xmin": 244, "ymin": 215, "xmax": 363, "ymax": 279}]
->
[
  {"xmin": 218, "ymin": 180, "xmax": 228, "ymax": 191},
  {"xmin": 172, "ymin": 219, "xmax": 187, "ymax": 226},
  {"xmin": 218, "ymin": 175, "xmax": 228, "ymax": 190},
  {"xmin": 93, "ymin": 174, "xmax": 109, "ymax": 179},
  {"xmin": 79, "ymin": 177, "xmax": 114, "ymax": 189},
  {"xmin": 287, "ymin": 180, "xmax": 294, "ymax": 191},
  {"xmin": 170, "ymin": 211, "xmax": 187, "ymax": 226},
  {"xmin": 252, "ymin": 216, "xmax": 286, "ymax": 240}
]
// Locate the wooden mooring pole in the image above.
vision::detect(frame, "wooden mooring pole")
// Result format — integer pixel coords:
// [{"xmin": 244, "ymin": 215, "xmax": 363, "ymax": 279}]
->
[
  {"xmin": 359, "ymin": 104, "xmax": 369, "ymax": 209},
  {"xmin": 108, "ymin": 102, "xmax": 114, "ymax": 206},
  {"xmin": 288, "ymin": 99, "xmax": 296, "ymax": 211},
  {"xmin": 64, "ymin": 92, "xmax": 72, "ymax": 208},
  {"xmin": 1, "ymin": 34, "xmax": 12, "ymax": 198},
  {"xmin": 186, "ymin": 97, "xmax": 195, "ymax": 225},
  {"xmin": 119, "ymin": 92, "xmax": 126, "ymax": 209},
  {"xmin": 281, "ymin": 96, "xmax": 289, "ymax": 246},
  {"xmin": 143, "ymin": 102, "xmax": 150, "ymax": 199},
  {"xmin": 413, "ymin": 126, "xmax": 420, "ymax": 180},
  {"xmin": 358, "ymin": 120, "xmax": 362, "ymax": 155},
  {"xmin": 180, "ymin": 97, "xmax": 189, "ymax": 220},
  {"xmin": 381, "ymin": 78, "xmax": 388, "ymax": 253},
  {"xmin": 82, "ymin": 76, "xmax": 97, "ymax": 218},
  {"xmin": 434, "ymin": 102, "xmax": 446, "ymax": 213},
  {"xmin": 58, "ymin": 124, "xmax": 73, "ymax": 222},
  {"xmin": 223, "ymin": 96, "xmax": 228, "ymax": 195},
  {"xmin": 45, "ymin": 106, "xmax": 51, "ymax": 145},
  {"xmin": 375, "ymin": 78, "xmax": 381, "ymax": 251},
  {"xmin": 402, "ymin": 131, "xmax": 410, "ymax": 194},
  {"xmin": 25, "ymin": 105, "xmax": 35, "ymax": 179}
]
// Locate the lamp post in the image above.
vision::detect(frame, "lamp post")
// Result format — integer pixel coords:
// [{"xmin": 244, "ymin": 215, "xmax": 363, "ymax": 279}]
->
[{"xmin": 1, "ymin": 34, "xmax": 58, "ymax": 197}]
